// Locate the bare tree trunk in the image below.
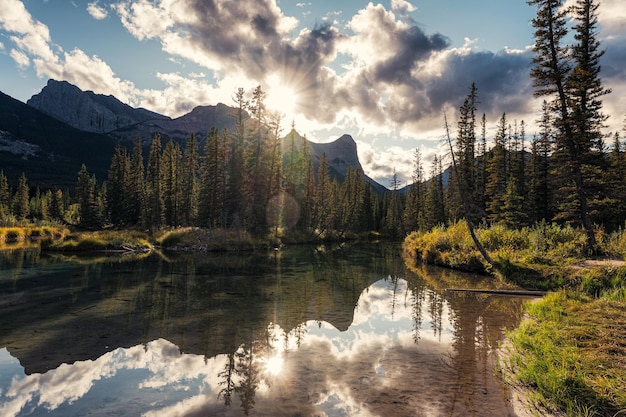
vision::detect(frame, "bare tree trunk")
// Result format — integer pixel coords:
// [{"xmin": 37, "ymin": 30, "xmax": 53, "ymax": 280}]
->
[{"xmin": 444, "ymin": 113, "xmax": 495, "ymax": 270}]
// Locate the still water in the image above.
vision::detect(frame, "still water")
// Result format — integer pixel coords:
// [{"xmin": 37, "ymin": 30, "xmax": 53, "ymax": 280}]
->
[{"xmin": 0, "ymin": 243, "xmax": 529, "ymax": 417}]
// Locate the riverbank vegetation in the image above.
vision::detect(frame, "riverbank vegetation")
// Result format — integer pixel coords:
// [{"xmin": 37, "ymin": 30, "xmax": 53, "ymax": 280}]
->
[{"xmin": 404, "ymin": 221, "xmax": 626, "ymax": 416}]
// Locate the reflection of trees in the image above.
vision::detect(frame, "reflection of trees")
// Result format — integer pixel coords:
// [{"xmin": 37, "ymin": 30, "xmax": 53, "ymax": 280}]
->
[
  {"xmin": 446, "ymin": 290, "xmax": 524, "ymax": 414},
  {"xmin": 218, "ymin": 352, "xmax": 236, "ymax": 406},
  {"xmin": 234, "ymin": 342, "xmax": 259, "ymax": 416}
]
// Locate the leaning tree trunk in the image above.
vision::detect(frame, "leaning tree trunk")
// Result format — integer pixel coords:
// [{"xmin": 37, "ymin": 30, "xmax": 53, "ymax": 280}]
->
[{"xmin": 444, "ymin": 113, "xmax": 495, "ymax": 270}]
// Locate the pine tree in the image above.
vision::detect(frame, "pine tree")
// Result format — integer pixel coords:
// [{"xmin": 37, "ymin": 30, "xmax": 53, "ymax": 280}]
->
[
  {"xmin": 456, "ymin": 83, "xmax": 479, "ymax": 221},
  {"xmin": 162, "ymin": 140, "xmax": 183, "ymax": 226},
  {"xmin": 384, "ymin": 169, "xmax": 404, "ymax": 237},
  {"xmin": 145, "ymin": 134, "xmax": 164, "ymax": 231},
  {"xmin": 0, "ymin": 170, "xmax": 10, "ymax": 215},
  {"xmin": 486, "ymin": 113, "xmax": 509, "ymax": 223},
  {"xmin": 13, "ymin": 173, "xmax": 30, "ymax": 220},
  {"xmin": 424, "ymin": 156, "xmax": 446, "ymax": 229},
  {"xmin": 129, "ymin": 137, "xmax": 146, "ymax": 227},
  {"xmin": 199, "ymin": 127, "xmax": 227, "ymax": 227},
  {"xmin": 49, "ymin": 188, "xmax": 64, "ymax": 222},
  {"xmin": 76, "ymin": 164, "xmax": 102, "ymax": 229},
  {"xmin": 528, "ymin": 0, "xmax": 603, "ymax": 250},
  {"xmin": 403, "ymin": 148, "xmax": 425, "ymax": 232},
  {"xmin": 242, "ymin": 86, "xmax": 270, "ymax": 234},
  {"xmin": 107, "ymin": 145, "xmax": 131, "ymax": 227},
  {"xmin": 180, "ymin": 134, "xmax": 199, "ymax": 226},
  {"xmin": 608, "ymin": 133, "xmax": 626, "ymax": 228},
  {"xmin": 313, "ymin": 152, "xmax": 332, "ymax": 235}
]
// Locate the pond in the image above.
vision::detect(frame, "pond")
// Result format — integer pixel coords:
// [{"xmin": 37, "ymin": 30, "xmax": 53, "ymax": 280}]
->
[{"xmin": 0, "ymin": 243, "xmax": 531, "ymax": 416}]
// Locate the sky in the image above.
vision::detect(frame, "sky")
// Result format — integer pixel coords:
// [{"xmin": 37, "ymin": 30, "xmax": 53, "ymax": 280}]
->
[{"xmin": 1, "ymin": 0, "xmax": 625, "ymax": 186}]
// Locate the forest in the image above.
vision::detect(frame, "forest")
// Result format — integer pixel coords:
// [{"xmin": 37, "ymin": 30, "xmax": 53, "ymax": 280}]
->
[{"xmin": 0, "ymin": 0, "xmax": 623, "ymax": 249}]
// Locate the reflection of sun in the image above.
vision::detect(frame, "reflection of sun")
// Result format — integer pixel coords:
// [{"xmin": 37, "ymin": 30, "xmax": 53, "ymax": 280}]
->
[
  {"xmin": 262, "ymin": 353, "xmax": 285, "ymax": 376},
  {"xmin": 265, "ymin": 74, "xmax": 300, "ymax": 126}
]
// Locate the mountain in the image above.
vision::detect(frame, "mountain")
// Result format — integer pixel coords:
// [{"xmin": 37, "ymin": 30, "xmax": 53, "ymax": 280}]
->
[
  {"xmin": 3, "ymin": 79, "xmax": 387, "ymax": 191},
  {"xmin": 0, "ymin": 90, "xmax": 116, "ymax": 188},
  {"xmin": 283, "ymin": 129, "xmax": 387, "ymax": 194},
  {"xmin": 27, "ymin": 79, "xmax": 237, "ymax": 145},
  {"xmin": 27, "ymin": 79, "xmax": 170, "ymax": 135}
]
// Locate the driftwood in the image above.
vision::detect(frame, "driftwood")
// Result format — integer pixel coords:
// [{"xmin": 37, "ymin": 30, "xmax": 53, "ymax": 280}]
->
[{"xmin": 446, "ymin": 288, "xmax": 548, "ymax": 296}]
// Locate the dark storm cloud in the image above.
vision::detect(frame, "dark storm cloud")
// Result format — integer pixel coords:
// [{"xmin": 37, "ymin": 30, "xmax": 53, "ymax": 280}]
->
[
  {"xmin": 373, "ymin": 27, "xmax": 450, "ymax": 84},
  {"xmin": 428, "ymin": 49, "xmax": 534, "ymax": 115},
  {"xmin": 180, "ymin": 0, "xmax": 346, "ymax": 110},
  {"xmin": 600, "ymin": 38, "xmax": 626, "ymax": 80}
]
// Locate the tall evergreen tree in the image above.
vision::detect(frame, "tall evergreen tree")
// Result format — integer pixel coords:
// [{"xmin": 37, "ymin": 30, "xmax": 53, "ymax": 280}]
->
[
  {"xmin": 107, "ymin": 145, "xmax": 131, "ymax": 226},
  {"xmin": 76, "ymin": 165, "xmax": 102, "ymax": 229},
  {"xmin": 403, "ymin": 148, "xmax": 425, "ymax": 232},
  {"xmin": 162, "ymin": 140, "xmax": 183, "ymax": 226},
  {"xmin": 13, "ymin": 173, "xmax": 30, "ymax": 221},
  {"xmin": 49, "ymin": 188, "xmax": 64, "ymax": 222},
  {"xmin": 199, "ymin": 127, "xmax": 228, "ymax": 227},
  {"xmin": 180, "ymin": 134, "xmax": 199, "ymax": 226},
  {"xmin": 455, "ymin": 83, "xmax": 479, "ymax": 221},
  {"xmin": 313, "ymin": 152, "xmax": 332, "ymax": 235},
  {"xmin": 424, "ymin": 156, "xmax": 446, "ymax": 229},
  {"xmin": 485, "ymin": 113, "xmax": 509, "ymax": 223},
  {"xmin": 527, "ymin": 0, "xmax": 603, "ymax": 250},
  {"xmin": 0, "ymin": 170, "xmax": 10, "ymax": 215},
  {"xmin": 145, "ymin": 134, "xmax": 164, "ymax": 231},
  {"xmin": 129, "ymin": 137, "xmax": 146, "ymax": 227}
]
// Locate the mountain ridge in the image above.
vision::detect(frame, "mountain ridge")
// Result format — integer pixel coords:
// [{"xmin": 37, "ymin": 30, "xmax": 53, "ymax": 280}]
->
[{"xmin": 1, "ymin": 79, "xmax": 387, "ymax": 191}]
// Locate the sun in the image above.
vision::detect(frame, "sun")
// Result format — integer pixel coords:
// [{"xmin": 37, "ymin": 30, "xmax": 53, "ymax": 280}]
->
[
  {"xmin": 262, "ymin": 353, "xmax": 285, "ymax": 376},
  {"xmin": 265, "ymin": 74, "xmax": 300, "ymax": 128}
]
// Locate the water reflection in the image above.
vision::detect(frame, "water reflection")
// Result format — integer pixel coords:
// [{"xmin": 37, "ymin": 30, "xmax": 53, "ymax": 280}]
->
[{"xmin": 0, "ymin": 244, "xmax": 528, "ymax": 416}]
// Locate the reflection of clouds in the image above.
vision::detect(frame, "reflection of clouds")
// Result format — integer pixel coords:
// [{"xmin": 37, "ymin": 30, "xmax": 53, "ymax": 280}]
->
[
  {"xmin": 0, "ymin": 277, "xmax": 517, "ymax": 417},
  {"xmin": 0, "ymin": 339, "xmax": 226, "ymax": 417}
]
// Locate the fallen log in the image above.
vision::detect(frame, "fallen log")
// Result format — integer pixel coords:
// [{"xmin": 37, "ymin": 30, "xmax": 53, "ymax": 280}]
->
[{"xmin": 445, "ymin": 288, "xmax": 548, "ymax": 296}]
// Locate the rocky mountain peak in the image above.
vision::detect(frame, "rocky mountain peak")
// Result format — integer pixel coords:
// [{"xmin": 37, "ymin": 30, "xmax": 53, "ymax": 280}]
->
[{"xmin": 27, "ymin": 79, "xmax": 168, "ymax": 134}]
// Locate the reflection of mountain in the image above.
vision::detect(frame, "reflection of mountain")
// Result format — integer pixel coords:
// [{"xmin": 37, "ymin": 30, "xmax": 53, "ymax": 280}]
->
[{"xmin": 0, "ymin": 245, "xmax": 393, "ymax": 375}]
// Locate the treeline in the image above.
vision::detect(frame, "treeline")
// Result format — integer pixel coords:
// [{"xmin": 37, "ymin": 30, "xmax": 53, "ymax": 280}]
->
[
  {"xmin": 0, "ymin": 87, "xmax": 401, "ymax": 238},
  {"xmin": 405, "ymin": 0, "xmax": 626, "ymax": 249}
]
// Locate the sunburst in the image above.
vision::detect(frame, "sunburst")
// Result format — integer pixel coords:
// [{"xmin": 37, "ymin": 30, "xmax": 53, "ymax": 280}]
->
[{"xmin": 265, "ymin": 74, "xmax": 301, "ymax": 129}]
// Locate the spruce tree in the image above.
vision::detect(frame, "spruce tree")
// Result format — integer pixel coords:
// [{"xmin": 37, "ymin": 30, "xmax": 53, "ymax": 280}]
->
[
  {"xmin": 145, "ymin": 134, "xmax": 164, "ymax": 231},
  {"xmin": 107, "ymin": 145, "xmax": 131, "ymax": 227},
  {"xmin": 129, "ymin": 137, "xmax": 146, "ymax": 227},
  {"xmin": 403, "ymin": 148, "xmax": 425, "ymax": 232},
  {"xmin": 13, "ymin": 173, "xmax": 30, "ymax": 221},
  {"xmin": 162, "ymin": 140, "xmax": 183, "ymax": 226},
  {"xmin": 527, "ymin": 0, "xmax": 605, "ymax": 250},
  {"xmin": 0, "ymin": 170, "xmax": 10, "ymax": 215},
  {"xmin": 76, "ymin": 165, "xmax": 102, "ymax": 229},
  {"xmin": 485, "ymin": 113, "xmax": 509, "ymax": 223},
  {"xmin": 180, "ymin": 134, "xmax": 199, "ymax": 226}
]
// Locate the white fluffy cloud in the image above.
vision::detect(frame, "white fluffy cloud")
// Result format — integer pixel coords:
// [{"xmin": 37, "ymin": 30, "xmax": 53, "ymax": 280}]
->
[{"xmin": 87, "ymin": 1, "xmax": 108, "ymax": 20}]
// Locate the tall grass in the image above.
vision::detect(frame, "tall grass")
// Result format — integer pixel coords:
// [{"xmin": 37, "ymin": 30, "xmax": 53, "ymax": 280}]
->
[
  {"xmin": 43, "ymin": 230, "xmax": 152, "ymax": 252},
  {"xmin": 403, "ymin": 221, "xmax": 596, "ymax": 277},
  {"xmin": 506, "ymin": 291, "xmax": 626, "ymax": 416},
  {"xmin": 0, "ymin": 225, "xmax": 68, "ymax": 245}
]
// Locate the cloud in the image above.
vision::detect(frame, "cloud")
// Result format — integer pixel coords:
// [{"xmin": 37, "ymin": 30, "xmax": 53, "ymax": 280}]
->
[
  {"xmin": 3, "ymin": 0, "xmax": 624, "ymax": 173},
  {"xmin": 0, "ymin": 0, "xmax": 58, "ymax": 66},
  {"xmin": 87, "ymin": 1, "xmax": 108, "ymax": 20},
  {"xmin": 9, "ymin": 48, "xmax": 29, "ymax": 68}
]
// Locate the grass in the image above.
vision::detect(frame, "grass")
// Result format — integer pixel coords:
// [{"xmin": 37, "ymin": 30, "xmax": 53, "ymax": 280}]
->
[
  {"xmin": 42, "ymin": 229, "xmax": 153, "ymax": 252},
  {"xmin": 0, "ymin": 225, "xmax": 69, "ymax": 247},
  {"xmin": 505, "ymin": 291, "xmax": 626, "ymax": 416}
]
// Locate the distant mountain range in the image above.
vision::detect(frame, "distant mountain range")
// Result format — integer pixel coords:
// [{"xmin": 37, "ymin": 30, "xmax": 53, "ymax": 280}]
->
[{"xmin": 0, "ymin": 79, "xmax": 385, "ymax": 192}]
